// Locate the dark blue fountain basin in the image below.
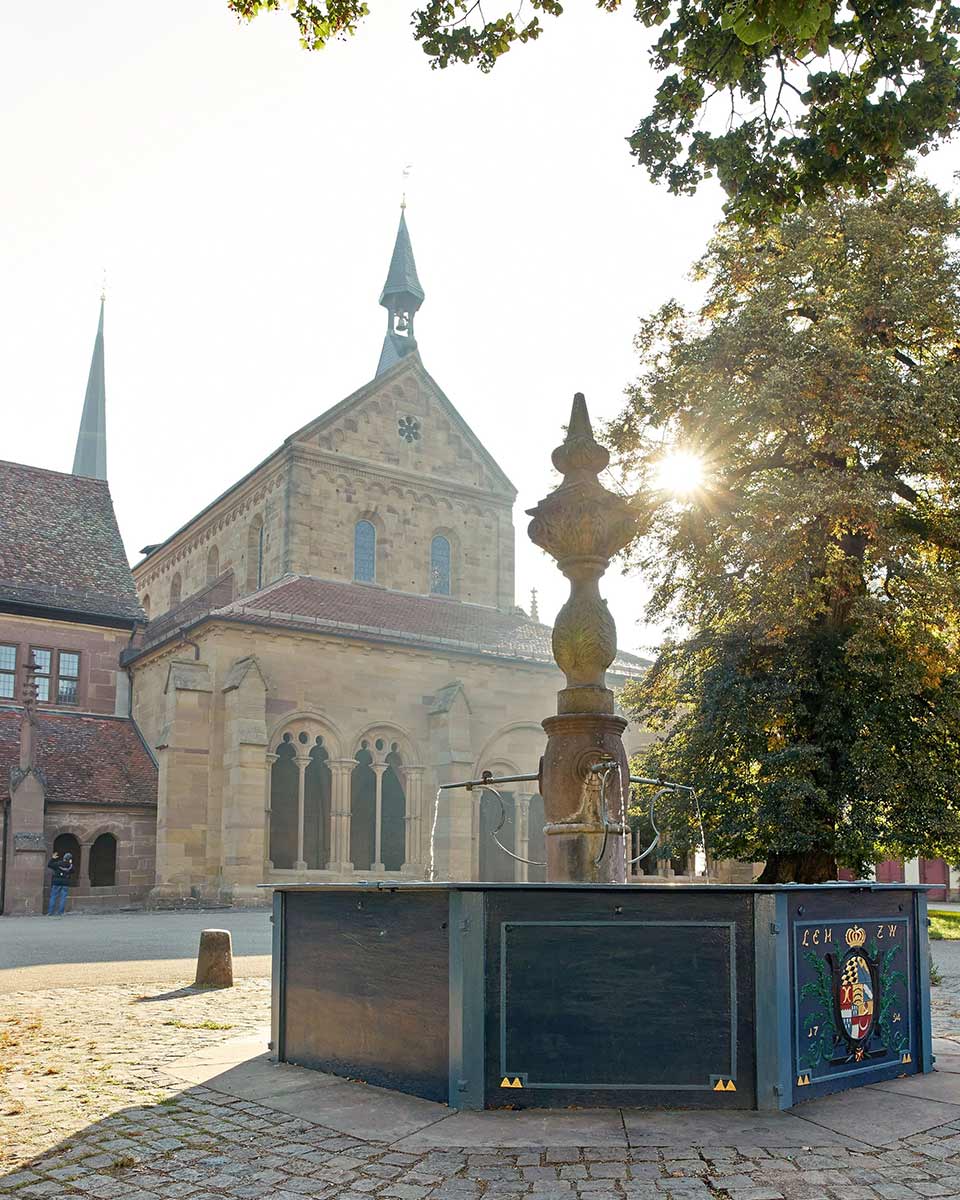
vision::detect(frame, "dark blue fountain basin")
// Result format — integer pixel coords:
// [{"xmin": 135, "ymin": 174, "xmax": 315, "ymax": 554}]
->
[{"xmin": 269, "ymin": 882, "xmax": 933, "ymax": 1111}]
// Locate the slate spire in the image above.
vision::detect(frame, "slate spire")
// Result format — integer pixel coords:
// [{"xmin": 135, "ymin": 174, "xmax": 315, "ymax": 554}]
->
[
  {"xmin": 377, "ymin": 207, "xmax": 425, "ymax": 376},
  {"xmin": 72, "ymin": 297, "xmax": 107, "ymax": 480}
]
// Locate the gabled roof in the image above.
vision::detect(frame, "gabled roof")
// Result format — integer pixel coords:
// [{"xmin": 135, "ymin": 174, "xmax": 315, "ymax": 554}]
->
[
  {"xmin": 0, "ymin": 460, "xmax": 143, "ymax": 625},
  {"xmin": 0, "ymin": 708, "xmax": 157, "ymax": 807},
  {"xmin": 289, "ymin": 353, "xmax": 517, "ymax": 499},
  {"xmin": 135, "ymin": 354, "xmax": 516, "ymax": 572},
  {"xmin": 128, "ymin": 573, "xmax": 650, "ymax": 678}
]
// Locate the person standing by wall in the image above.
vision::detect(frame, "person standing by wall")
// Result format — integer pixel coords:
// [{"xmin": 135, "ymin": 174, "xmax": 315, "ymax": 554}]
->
[{"xmin": 47, "ymin": 851, "xmax": 74, "ymax": 916}]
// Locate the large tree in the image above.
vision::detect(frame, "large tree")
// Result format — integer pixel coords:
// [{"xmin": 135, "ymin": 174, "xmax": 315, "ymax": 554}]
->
[
  {"xmin": 608, "ymin": 172, "xmax": 960, "ymax": 882},
  {"xmin": 230, "ymin": 1, "xmax": 960, "ymax": 222}
]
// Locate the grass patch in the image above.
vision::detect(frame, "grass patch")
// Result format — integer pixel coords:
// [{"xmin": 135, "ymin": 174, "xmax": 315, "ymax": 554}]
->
[
  {"xmin": 929, "ymin": 910, "xmax": 960, "ymax": 941},
  {"xmin": 161, "ymin": 1019, "xmax": 234, "ymax": 1031}
]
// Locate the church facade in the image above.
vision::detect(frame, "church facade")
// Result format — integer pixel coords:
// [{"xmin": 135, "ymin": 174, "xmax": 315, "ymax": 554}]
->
[{"xmin": 125, "ymin": 213, "xmax": 651, "ymax": 904}]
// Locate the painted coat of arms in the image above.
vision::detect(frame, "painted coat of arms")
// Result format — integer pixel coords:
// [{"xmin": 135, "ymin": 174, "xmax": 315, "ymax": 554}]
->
[{"xmin": 794, "ymin": 920, "xmax": 912, "ymax": 1090}]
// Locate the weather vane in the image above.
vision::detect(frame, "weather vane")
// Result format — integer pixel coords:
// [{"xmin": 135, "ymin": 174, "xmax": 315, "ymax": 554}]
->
[{"xmin": 401, "ymin": 163, "xmax": 412, "ymax": 209}]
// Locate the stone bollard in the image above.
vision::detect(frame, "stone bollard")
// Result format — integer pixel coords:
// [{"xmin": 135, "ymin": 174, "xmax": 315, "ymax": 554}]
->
[{"xmin": 194, "ymin": 928, "xmax": 234, "ymax": 988}]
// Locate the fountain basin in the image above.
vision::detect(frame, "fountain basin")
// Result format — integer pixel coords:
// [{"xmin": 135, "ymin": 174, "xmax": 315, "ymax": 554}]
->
[{"xmin": 269, "ymin": 882, "xmax": 933, "ymax": 1111}]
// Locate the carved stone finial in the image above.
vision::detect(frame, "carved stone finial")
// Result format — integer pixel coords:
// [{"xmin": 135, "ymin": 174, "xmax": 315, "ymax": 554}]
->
[
  {"xmin": 22, "ymin": 653, "xmax": 39, "ymax": 717},
  {"xmin": 526, "ymin": 394, "xmax": 636, "ymax": 713}
]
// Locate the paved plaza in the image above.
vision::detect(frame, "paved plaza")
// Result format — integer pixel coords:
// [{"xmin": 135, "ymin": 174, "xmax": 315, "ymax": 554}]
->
[{"xmin": 1, "ymin": 921, "xmax": 959, "ymax": 1199}]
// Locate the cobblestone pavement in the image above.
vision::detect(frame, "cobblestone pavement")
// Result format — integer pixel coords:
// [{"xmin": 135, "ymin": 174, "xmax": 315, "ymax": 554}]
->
[{"xmin": 1, "ymin": 955, "xmax": 959, "ymax": 1200}]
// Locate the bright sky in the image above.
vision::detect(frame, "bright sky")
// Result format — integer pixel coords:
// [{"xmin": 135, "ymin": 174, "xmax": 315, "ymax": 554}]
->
[{"xmin": 2, "ymin": 2, "xmax": 958, "ymax": 656}]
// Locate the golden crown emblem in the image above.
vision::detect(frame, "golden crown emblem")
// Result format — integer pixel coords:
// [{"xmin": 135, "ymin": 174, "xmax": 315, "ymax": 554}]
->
[{"xmin": 845, "ymin": 925, "xmax": 867, "ymax": 949}]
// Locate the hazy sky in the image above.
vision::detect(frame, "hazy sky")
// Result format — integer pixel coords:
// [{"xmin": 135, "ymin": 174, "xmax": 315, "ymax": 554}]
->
[{"xmin": 3, "ymin": 3, "xmax": 958, "ymax": 655}]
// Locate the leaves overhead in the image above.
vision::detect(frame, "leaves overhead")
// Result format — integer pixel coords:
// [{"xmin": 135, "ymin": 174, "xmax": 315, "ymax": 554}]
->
[
  {"xmin": 228, "ymin": 0, "xmax": 960, "ymax": 221},
  {"xmin": 609, "ymin": 173, "xmax": 960, "ymax": 881}
]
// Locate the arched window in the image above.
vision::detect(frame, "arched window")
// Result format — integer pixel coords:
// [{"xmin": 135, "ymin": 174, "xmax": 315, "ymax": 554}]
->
[
  {"xmin": 169, "ymin": 573, "xmax": 182, "ymax": 608},
  {"xmin": 52, "ymin": 833, "xmax": 81, "ymax": 884},
  {"xmin": 381, "ymin": 745, "xmax": 406, "ymax": 871},
  {"xmin": 430, "ymin": 535, "xmax": 451, "ymax": 595},
  {"xmin": 354, "ymin": 520, "xmax": 376, "ymax": 583},
  {"xmin": 304, "ymin": 737, "xmax": 332, "ymax": 869},
  {"xmin": 206, "ymin": 545, "xmax": 220, "ymax": 584},
  {"xmin": 246, "ymin": 514, "xmax": 264, "ymax": 594},
  {"xmin": 142, "ymin": 593, "xmax": 151, "ymax": 619},
  {"xmin": 89, "ymin": 833, "xmax": 117, "ymax": 887},
  {"xmin": 350, "ymin": 742, "xmax": 376, "ymax": 869},
  {"xmin": 349, "ymin": 739, "xmax": 406, "ymax": 872},
  {"xmin": 269, "ymin": 734, "xmax": 298, "ymax": 869}
]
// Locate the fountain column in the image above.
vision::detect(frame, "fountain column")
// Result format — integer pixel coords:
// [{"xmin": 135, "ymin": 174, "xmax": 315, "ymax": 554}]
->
[{"xmin": 526, "ymin": 394, "xmax": 637, "ymax": 883}]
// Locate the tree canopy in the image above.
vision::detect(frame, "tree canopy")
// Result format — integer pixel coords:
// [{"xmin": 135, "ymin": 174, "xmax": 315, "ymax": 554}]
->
[
  {"xmin": 229, "ymin": 1, "xmax": 960, "ymax": 222},
  {"xmin": 608, "ymin": 173, "xmax": 960, "ymax": 881}
]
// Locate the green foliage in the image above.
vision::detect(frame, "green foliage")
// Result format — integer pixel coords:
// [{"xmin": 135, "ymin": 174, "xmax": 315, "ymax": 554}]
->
[
  {"xmin": 610, "ymin": 173, "xmax": 960, "ymax": 881},
  {"xmin": 799, "ymin": 950, "xmax": 837, "ymax": 1068},
  {"xmin": 228, "ymin": 0, "xmax": 960, "ymax": 221}
]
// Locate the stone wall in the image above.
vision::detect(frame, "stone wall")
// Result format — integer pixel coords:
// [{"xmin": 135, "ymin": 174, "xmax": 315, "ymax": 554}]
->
[
  {"xmin": 41, "ymin": 804, "xmax": 156, "ymax": 911},
  {"xmin": 133, "ymin": 357, "xmax": 517, "ymax": 620},
  {"xmin": 131, "ymin": 618, "xmax": 649, "ymax": 902},
  {"xmin": 0, "ymin": 613, "xmax": 131, "ymax": 715}
]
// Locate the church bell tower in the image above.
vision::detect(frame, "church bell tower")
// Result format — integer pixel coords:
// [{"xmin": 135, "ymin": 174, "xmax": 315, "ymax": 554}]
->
[{"xmin": 376, "ymin": 206, "xmax": 425, "ymax": 376}]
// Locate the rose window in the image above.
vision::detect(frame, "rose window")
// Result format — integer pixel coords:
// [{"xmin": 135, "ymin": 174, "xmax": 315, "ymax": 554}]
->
[{"xmin": 398, "ymin": 416, "xmax": 421, "ymax": 443}]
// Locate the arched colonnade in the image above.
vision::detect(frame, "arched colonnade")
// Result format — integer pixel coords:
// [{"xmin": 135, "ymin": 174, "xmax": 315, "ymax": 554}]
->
[{"xmin": 266, "ymin": 716, "xmax": 426, "ymax": 875}]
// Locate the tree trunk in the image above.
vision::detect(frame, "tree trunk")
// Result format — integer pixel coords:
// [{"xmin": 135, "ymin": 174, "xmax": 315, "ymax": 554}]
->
[{"xmin": 757, "ymin": 850, "xmax": 837, "ymax": 884}]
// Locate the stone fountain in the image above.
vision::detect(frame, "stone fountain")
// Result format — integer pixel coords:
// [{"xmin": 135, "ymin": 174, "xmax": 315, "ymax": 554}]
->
[{"xmin": 269, "ymin": 396, "xmax": 933, "ymax": 1112}]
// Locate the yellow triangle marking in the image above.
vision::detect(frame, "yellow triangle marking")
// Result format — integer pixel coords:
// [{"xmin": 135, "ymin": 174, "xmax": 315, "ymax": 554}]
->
[
  {"xmin": 713, "ymin": 1080, "xmax": 725, "ymax": 1091},
  {"xmin": 725, "ymin": 1080, "xmax": 737, "ymax": 1092},
  {"xmin": 902, "ymin": 1052, "xmax": 912, "ymax": 1064},
  {"xmin": 500, "ymin": 1077, "xmax": 512, "ymax": 1089},
  {"xmin": 798, "ymin": 1074, "xmax": 811, "ymax": 1086},
  {"xmin": 511, "ymin": 1077, "xmax": 523, "ymax": 1088}
]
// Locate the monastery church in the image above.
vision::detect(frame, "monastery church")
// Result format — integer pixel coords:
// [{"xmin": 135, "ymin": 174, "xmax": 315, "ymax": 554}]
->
[{"xmin": 0, "ymin": 210, "xmax": 649, "ymax": 913}]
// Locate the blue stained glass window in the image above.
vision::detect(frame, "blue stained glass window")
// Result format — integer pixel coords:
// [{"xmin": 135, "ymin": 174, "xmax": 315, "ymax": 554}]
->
[
  {"xmin": 354, "ymin": 520, "xmax": 376, "ymax": 582},
  {"xmin": 430, "ymin": 535, "xmax": 451, "ymax": 595}
]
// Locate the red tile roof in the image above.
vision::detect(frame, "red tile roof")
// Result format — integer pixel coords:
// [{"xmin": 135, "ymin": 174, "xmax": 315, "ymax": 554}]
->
[
  {"xmin": 0, "ymin": 708, "xmax": 157, "ymax": 807},
  {"xmin": 0, "ymin": 460, "xmax": 143, "ymax": 624},
  {"xmin": 133, "ymin": 574, "xmax": 649, "ymax": 676}
]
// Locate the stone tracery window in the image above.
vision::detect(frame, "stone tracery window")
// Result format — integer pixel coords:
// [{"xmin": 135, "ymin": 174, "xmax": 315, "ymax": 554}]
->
[
  {"xmin": 349, "ymin": 738, "xmax": 407, "ymax": 872},
  {"xmin": 354, "ymin": 520, "xmax": 376, "ymax": 583},
  {"xmin": 430, "ymin": 535, "xmax": 451, "ymax": 596},
  {"xmin": 269, "ymin": 733, "xmax": 298, "ymax": 869},
  {"xmin": 269, "ymin": 729, "xmax": 333, "ymax": 871},
  {"xmin": 304, "ymin": 737, "xmax": 331, "ymax": 869}
]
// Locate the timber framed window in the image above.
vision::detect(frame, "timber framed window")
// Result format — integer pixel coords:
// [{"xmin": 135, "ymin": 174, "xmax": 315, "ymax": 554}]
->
[{"xmin": 0, "ymin": 644, "xmax": 16, "ymax": 699}]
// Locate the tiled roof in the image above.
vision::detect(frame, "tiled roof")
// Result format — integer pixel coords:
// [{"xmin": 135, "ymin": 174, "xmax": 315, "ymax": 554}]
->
[
  {"xmin": 0, "ymin": 708, "xmax": 157, "ymax": 807},
  {"xmin": 133, "ymin": 574, "xmax": 650, "ymax": 676},
  {"xmin": 134, "ymin": 571, "xmax": 235, "ymax": 653},
  {"xmin": 0, "ymin": 460, "xmax": 143, "ymax": 623}
]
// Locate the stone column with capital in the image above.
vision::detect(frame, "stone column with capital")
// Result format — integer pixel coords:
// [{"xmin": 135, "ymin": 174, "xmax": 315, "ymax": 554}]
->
[
  {"xmin": 527, "ymin": 393, "xmax": 638, "ymax": 883},
  {"xmin": 293, "ymin": 754, "xmax": 310, "ymax": 871},
  {"xmin": 328, "ymin": 759, "xmax": 355, "ymax": 873},
  {"xmin": 403, "ymin": 765, "xmax": 425, "ymax": 875},
  {"xmin": 372, "ymin": 762, "xmax": 387, "ymax": 872}
]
